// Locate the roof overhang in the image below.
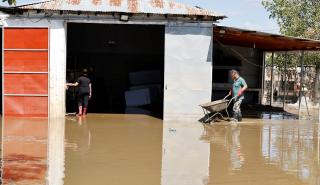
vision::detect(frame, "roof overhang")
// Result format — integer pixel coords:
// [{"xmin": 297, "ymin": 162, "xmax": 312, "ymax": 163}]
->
[
  {"xmin": 213, "ymin": 26, "xmax": 320, "ymax": 51},
  {"xmin": 3, "ymin": 0, "xmax": 226, "ymax": 22}
]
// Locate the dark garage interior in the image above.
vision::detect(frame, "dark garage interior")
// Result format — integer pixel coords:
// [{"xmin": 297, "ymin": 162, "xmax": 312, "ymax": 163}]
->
[
  {"xmin": 66, "ymin": 23, "xmax": 165, "ymax": 118},
  {"xmin": 211, "ymin": 43, "xmax": 263, "ymax": 104}
]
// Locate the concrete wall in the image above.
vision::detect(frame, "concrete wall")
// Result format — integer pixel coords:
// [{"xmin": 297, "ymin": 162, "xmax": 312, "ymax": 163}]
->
[
  {"xmin": 164, "ymin": 23, "xmax": 213, "ymax": 120},
  {"xmin": 5, "ymin": 18, "xmax": 67, "ymax": 118}
]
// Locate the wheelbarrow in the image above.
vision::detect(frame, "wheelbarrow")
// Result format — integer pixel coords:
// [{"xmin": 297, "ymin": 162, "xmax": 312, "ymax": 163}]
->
[{"xmin": 199, "ymin": 95, "xmax": 236, "ymax": 123}]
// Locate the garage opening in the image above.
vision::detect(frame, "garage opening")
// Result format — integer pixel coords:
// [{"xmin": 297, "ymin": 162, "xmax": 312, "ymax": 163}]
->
[
  {"xmin": 66, "ymin": 23, "xmax": 165, "ymax": 118},
  {"xmin": 211, "ymin": 43, "xmax": 263, "ymax": 104}
]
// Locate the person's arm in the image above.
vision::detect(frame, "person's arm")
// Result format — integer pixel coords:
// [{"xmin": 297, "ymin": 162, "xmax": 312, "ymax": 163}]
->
[
  {"xmin": 237, "ymin": 79, "xmax": 248, "ymax": 96},
  {"xmin": 89, "ymin": 83, "xmax": 92, "ymax": 98},
  {"xmin": 67, "ymin": 82, "xmax": 79, "ymax": 87},
  {"xmin": 241, "ymin": 84, "xmax": 248, "ymax": 92}
]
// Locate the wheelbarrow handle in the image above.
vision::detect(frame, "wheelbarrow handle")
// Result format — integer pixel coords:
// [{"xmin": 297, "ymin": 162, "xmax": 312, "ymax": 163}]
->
[
  {"xmin": 227, "ymin": 96, "xmax": 238, "ymax": 108},
  {"xmin": 223, "ymin": 94, "xmax": 231, "ymax": 100}
]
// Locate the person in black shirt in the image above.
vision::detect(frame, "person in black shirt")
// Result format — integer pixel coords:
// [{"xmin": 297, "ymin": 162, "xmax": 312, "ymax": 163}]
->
[{"xmin": 67, "ymin": 69, "xmax": 92, "ymax": 116}]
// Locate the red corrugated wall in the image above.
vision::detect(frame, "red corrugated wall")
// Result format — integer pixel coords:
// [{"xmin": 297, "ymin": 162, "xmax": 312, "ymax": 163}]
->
[{"xmin": 3, "ymin": 28, "xmax": 49, "ymax": 117}]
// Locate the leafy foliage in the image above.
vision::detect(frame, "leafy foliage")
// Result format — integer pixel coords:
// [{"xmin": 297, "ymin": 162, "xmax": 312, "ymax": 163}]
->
[
  {"xmin": 262, "ymin": 0, "xmax": 320, "ymax": 66},
  {"xmin": 262, "ymin": 0, "xmax": 320, "ymax": 100},
  {"xmin": 262, "ymin": 0, "xmax": 320, "ymax": 39},
  {"xmin": 2, "ymin": 0, "xmax": 16, "ymax": 5}
]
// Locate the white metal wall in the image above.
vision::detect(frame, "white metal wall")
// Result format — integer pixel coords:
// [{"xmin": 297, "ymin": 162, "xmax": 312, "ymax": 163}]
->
[{"xmin": 164, "ymin": 23, "xmax": 213, "ymax": 120}]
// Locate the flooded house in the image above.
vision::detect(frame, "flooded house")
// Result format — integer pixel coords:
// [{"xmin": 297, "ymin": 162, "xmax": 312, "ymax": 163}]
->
[
  {"xmin": 1, "ymin": 1, "xmax": 320, "ymax": 185},
  {"xmin": 0, "ymin": 0, "xmax": 319, "ymax": 120},
  {"xmin": 0, "ymin": 0, "xmax": 225, "ymax": 120}
]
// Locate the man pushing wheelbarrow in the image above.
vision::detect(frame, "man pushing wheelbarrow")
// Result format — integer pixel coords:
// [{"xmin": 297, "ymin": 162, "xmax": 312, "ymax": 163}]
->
[
  {"xmin": 200, "ymin": 70, "xmax": 247, "ymax": 123},
  {"xmin": 225, "ymin": 70, "xmax": 248, "ymax": 122}
]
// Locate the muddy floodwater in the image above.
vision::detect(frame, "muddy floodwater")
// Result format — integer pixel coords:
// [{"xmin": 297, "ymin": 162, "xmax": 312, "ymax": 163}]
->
[{"xmin": 1, "ymin": 115, "xmax": 320, "ymax": 185}]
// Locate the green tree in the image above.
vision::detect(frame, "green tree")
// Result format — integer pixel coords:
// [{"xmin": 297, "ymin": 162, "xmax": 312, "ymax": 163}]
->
[
  {"xmin": 2, "ymin": 0, "xmax": 16, "ymax": 5},
  {"xmin": 262, "ymin": 0, "xmax": 320, "ymax": 39},
  {"xmin": 262, "ymin": 0, "xmax": 320, "ymax": 102}
]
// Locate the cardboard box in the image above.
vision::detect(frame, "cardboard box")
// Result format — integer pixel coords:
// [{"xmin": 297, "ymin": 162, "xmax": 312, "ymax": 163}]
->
[
  {"xmin": 129, "ymin": 71, "xmax": 161, "ymax": 85},
  {"xmin": 125, "ymin": 88, "xmax": 151, "ymax": 107},
  {"xmin": 130, "ymin": 84, "xmax": 162, "ymax": 103}
]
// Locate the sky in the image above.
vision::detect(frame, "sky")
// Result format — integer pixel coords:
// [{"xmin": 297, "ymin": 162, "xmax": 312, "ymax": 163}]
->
[
  {"xmin": 177, "ymin": 0, "xmax": 280, "ymax": 34},
  {"xmin": 0, "ymin": 0, "xmax": 47, "ymax": 7}
]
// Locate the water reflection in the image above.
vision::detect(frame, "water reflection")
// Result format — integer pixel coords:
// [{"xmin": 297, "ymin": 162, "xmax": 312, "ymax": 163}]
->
[
  {"xmin": 202, "ymin": 121, "xmax": 320, "ymax": 185},
  {"xmin": 1, "ymin": 117, "xmax": 65, "ymax": 185},
  {"xmin": 2, "ymin": 118, "xmax": 48, "ymax": 185},
  {"xmin": 47, "ymin": 117, "xmax": 65, "ymax": 185},
  {"xmin": 1, "ymin": 116, "xmax": 319, "ymax": 185},
  {"xmin": 63, "ymin": 115, "xmax": 163, "ymax": 185},
  {"xmin": 261, "ymin": 122, "xmax": 320, "ymax": 184},
  {"xmin": 161, "ymin": 122, "xmax": 210, "ymax": 185}
]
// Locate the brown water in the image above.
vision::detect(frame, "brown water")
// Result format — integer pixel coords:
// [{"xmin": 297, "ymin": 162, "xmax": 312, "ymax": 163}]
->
[{"xmin": 1, "ymin": 115, "xmax": 320, "ymax": 185}]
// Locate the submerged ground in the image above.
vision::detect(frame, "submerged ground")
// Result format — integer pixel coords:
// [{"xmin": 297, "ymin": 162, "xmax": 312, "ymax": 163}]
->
[{"xmin": 1, "ymin": 114, "xmax": 319, "ymax": 185}]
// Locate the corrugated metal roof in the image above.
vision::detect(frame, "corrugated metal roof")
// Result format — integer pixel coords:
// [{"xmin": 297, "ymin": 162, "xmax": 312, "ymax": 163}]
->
[{"xmin": 17, "ymin": 0, "xmax": 225, "ymax": 19}]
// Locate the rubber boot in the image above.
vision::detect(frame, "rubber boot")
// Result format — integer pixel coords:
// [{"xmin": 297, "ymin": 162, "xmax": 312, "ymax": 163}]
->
[
  {"xmin": 77, "ymin": 106, "xmax": 83, "ymax": 116},
  {"xmin": 238, "ymin": 113, "xmax": 243, "ymax": 122},
  {"xmin": 238, "ymin": 112, "xmax": 242, "ymax": 122},
  {"xmin": 232, "ymin": 113, "xmax": 239, "ymax": 122},
  {"xmin": 83, "ymin": 108, "xmax": 87, "ymax": 116}
]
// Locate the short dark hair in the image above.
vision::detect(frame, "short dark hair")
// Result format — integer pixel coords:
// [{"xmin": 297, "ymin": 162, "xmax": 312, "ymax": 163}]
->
[
  {"xmin": 230, "ymin": 69, "xmax": 239, "ymax": 75},
  {"xmin": 83, "ymin": 68, "xmax": 88, "ymax": 76}
]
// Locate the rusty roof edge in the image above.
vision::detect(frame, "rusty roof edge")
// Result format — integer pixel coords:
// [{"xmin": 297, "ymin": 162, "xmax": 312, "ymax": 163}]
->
[
  {"xmin": 16, "ymin": 11, "xmax": 226, "ymax": 21},
  {"xmin": 15, "ymin": 9, "xmax": 227, "ymax": 21},
  {"xmin": 4, "ymin": 10, "xmax": 223, "ymax": 23},
  {"xmin": 14, "ymin": 0, "xmax": 226, "ymax": 19},
  {"xmin": 214, "ymin": 26, "xmax": 320, "ymax": 44}
]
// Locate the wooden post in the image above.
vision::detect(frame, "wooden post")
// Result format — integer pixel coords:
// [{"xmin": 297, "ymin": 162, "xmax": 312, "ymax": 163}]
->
[
  {"xmin": 318, "ymin": 98, "xmax": 320, "ymax": 122},
  {"xmin": 270, "ymin": 52, "xmax": 274, "ymax": 107},
  {"xmin": 261, "ymin": 52, "xmax": 266, "ymax": 104},
  {"xmin": 318, "ymin": 124, "xmax": 320, "ymax": 164},
  {"xmin": 283, "ymin": 52, "xmax": 288, "ymax": 110},
  {"xmin": 298, "ymin": 51, "xmax": 304, "ymax": 119}
]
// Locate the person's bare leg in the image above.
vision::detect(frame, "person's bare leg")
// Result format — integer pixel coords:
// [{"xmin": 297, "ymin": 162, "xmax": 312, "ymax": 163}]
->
[
  {"xmin": 82, "ymin": 95, "xmax": 89, "ymax": 117},
  {"xmin": 78, "ymin": 106, "xmax": 83, "ymax": 116},
  {"xmin": 83, "ymin": 108, "xmax": 87, "ymax": 117}
]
